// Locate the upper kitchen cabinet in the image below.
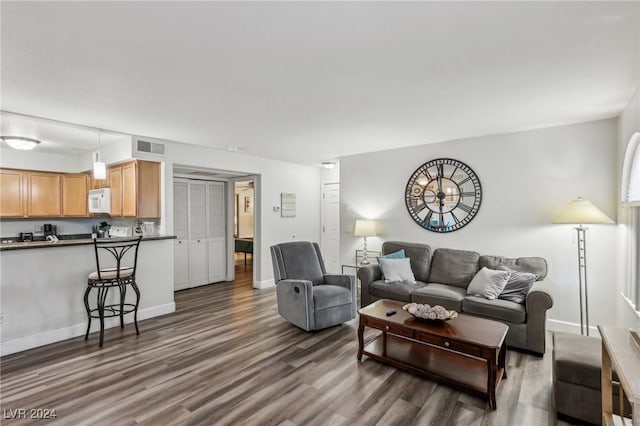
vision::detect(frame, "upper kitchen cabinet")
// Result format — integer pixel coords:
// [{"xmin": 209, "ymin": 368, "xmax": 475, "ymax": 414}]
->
[
  {"xmin": 0, "ymin": 169, "xmax": 26, "ymax": 217},
  {"xmin": 27, "ymin": 172, "xmax": 62, "ymax": 217},
  {"xmin": 62, "ymin": 174, "xmax": 88, "ymax": 216},
  {"xmin": 110, "ymin": 160, "xmax": 161, "ymax": 218},
  {"xmin": 90, "ymin": 170, "xmax": 110, "ymax": 190}
]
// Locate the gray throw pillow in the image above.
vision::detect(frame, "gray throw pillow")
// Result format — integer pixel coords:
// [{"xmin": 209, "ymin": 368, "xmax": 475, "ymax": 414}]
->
[
  {"xmin": 376, "ymin": 249, "xmax": 406, "ymax": 280},
  {"xmin": 378, "ymin": 258, "xmax": 416, "ymax": 284},
  {"xmin": 466, "ymin": 267, "xmax": 511, "ymax": 300},
  {"xmin": 497, "ymin": 265, "xmax": 538, "ymax": 304}
]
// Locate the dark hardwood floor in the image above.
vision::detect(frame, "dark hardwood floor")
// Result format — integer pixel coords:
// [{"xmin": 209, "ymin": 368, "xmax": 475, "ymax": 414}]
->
[{"xmin": 1, "ymin": 255, "xmax": 577, "ymax": 425}]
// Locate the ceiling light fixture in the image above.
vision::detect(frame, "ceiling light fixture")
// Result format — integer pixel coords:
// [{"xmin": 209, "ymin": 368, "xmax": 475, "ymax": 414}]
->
[
  {"xmin": 93, "ymin": 133, "xmax": 106, "ymax": 180},
  {"xmin": 321, "ymin": 161, "xmax": 337, "ymax": 169},
  {"xmin": 1, "ymin": 136, "xmax": 41, "ymax": 150},
  {"xmin": 225, "ymin": 146, "xmax": 242, "ymax": 152}
]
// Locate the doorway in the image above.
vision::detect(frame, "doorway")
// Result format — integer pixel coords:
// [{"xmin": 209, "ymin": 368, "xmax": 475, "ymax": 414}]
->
[
  {"xmin": 234, "ymin": 179, "xmax": 255, "ymax": 280},
  {"xmin": 321, "ymin": 182, "xmax": 340, "ymax": 273}
]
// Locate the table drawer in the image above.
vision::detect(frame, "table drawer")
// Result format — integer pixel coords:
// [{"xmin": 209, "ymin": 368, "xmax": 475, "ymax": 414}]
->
[
  {"xmin": 416, "ymin": 331, "xmax": 486, "ymax": 358},
  {"xmin": 366, "ymin": 317, "xmax": 415, "ymax": 338}
]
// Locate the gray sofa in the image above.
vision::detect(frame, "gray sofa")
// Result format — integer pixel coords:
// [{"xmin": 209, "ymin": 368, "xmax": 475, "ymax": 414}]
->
[{"xmin": 358, "ymin": 241, "xmax": 554, "ymax": 355}]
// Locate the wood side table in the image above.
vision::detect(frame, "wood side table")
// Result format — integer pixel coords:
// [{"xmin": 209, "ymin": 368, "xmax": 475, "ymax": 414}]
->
[{"xmin": 599, "ymin": 326, "xmax": 640, "ymax": 426}]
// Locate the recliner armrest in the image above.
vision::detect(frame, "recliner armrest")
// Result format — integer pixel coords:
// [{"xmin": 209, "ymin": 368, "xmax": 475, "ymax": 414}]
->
[{"xmin": 323, "ymin": 274, "xmax": 354, "ymax": 290}]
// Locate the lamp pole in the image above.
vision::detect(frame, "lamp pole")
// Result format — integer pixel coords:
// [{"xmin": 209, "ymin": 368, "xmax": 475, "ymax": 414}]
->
[{"xmin": 575, "ymin": 225, "xmax": 589, "ymax": 336}]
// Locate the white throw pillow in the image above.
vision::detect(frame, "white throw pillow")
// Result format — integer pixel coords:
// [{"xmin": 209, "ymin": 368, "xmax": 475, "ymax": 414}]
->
[
  {"xmin": 378, "ymin": 258, "xmax": 417, "ymax": 284},
  {"xmin": 467, "ymin": 267, "xmax": 511, "ymax": 300}
]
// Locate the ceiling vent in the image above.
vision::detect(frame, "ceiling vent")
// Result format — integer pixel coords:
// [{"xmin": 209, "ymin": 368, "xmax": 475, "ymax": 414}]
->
[{"xmin": 135, "ymin": 138, "xmax": 166, "ymax": 156}]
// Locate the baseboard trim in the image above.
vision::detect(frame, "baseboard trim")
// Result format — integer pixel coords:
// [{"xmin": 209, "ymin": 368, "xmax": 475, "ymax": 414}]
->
[
  {"xmin": 0, "ymin": 303, "xmax": 175, "ymax": 356},
  {"xmin": 254, "ymin": 278, "xmax": 275, "ymax": 289},
  {"xmin": 547, "ymin": 318, "xmax": 599, "ymax": 336}
]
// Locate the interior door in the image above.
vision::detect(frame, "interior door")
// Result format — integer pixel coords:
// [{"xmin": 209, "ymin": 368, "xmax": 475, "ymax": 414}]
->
[
  {"xmin": 173, "ymin": 180, "xmax": 190, "ymax": 290},
  {"xmin": 207, "ymin": 182, "xmax": 226, "ymax": 283},
  {"xmin": 188, "ymin": 181, "xmax": 208, "ymax": 287},
  {"xmin": 322, "ymin": 183, "xmax": 340, "ymax": 273}
]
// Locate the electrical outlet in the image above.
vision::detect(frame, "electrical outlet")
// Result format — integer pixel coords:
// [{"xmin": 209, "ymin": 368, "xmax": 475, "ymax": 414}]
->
[
  {"xmin": 0, "ymin": 313, "xmax": 6, "ymax": 326},
  {"xmin": 34, "ymin": 225, "xmax": 43, "ymax": 234}
]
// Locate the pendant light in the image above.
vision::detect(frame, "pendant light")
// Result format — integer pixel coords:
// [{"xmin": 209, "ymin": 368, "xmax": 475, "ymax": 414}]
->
[{"xmin": 93, "ymin": 133, "xmax": 106, "ymax": 180}]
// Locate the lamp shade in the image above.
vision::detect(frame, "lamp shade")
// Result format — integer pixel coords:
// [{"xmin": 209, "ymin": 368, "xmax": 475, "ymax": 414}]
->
[
  {"xmin": 354, "ymin": 219, "xmax": 376, "ymax": 237},
  {"xmin": 552, "ymin": 197, "xmax": 614, "ymax": 225}
]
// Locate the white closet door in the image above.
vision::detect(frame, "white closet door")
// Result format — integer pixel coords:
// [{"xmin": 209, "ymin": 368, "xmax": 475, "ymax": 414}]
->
[
  {"xmin": 174, "ymin": 239, "xmax": 190, "ymax": 290},
  {"xmin": 173, "ymin": 180, "xmax": 190, "ymax": 289},
  {"xmin": 188, "ymin": 181, "xmax": 208, "ymax": 286},
  {"xmin": 173, "ymin": 181, "xmax": 189, "ymax": 240},
  {"xmin": 207, "ymin": 182, "xmax": 226, "ymax": 283}
]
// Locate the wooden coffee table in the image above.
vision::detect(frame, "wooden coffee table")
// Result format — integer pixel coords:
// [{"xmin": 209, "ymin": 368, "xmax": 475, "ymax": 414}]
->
[{"xmin": 357, "ymin": 299, "xmax": 508, "ymax": 409}]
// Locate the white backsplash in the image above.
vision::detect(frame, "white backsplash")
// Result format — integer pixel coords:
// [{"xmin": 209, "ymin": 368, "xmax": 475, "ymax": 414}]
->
[{"xmin": 0, "ymin": 218, "xmax": 158, "ymax": 238}]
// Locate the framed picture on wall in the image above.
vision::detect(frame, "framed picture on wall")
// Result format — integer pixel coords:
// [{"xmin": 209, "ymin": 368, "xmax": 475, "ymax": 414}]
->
[{"xmin": 245, "ymin": 196, "xmax": 253, "ymax": 213}]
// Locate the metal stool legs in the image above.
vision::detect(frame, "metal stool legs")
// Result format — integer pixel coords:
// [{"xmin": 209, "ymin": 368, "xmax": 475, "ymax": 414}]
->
[{"xmin": 84, "ymin": 281, "xmax": 141, "ymax": 348}]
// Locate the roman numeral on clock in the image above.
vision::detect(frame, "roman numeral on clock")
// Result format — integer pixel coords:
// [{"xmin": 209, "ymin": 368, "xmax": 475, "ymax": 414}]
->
[{"xmin": 457, "ymin": 203, "xmax": 473, "ymax": 214}]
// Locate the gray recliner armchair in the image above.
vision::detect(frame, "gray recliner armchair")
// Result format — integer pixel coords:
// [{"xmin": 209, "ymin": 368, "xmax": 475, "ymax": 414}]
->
[{"xmin": 270, "ymin": 241, "xmax": 356, "ymax": 331}]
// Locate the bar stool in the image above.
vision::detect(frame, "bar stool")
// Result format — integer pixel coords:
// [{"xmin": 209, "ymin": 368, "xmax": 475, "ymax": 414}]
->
[{"xmin": 84, "ymin": 236, "xmax": 142, "ymax": 347}]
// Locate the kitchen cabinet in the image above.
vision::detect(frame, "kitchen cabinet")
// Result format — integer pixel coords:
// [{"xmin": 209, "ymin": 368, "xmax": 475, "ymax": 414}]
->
[
  {"xmin": 110, "ymin": 160, "xmax": 160, "ymax": 218},
  {"xmin": 27, "ymin": 172, "xmax": 61, "ymax": 217},
  {"xmin": 62, "ymin": 174, "xmax": 88, "ymax": 216},
  {"xmin": 109, "ymin": 166, "xmax": 122, "ymax": 216},
  {"xmin": 0, "ymin": 169, "xmax": 26, "ymax": 217},
  {"xmin": 90, "ymin": 171, "xmax": 110, "ymax": 190}
]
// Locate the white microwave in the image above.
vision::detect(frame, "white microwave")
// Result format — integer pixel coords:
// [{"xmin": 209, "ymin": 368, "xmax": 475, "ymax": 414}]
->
[{"xmin": 88, "ymin": 188, "xmax": 111, "ymax": 214}]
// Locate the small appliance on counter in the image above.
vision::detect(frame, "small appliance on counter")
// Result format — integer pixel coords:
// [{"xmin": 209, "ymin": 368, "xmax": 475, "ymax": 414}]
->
[
  {"xmin": 142, "ymin": 222, "xmax": 156, "ymax": 236},
  {"xmin": 97, "ymin": 222, "xmax": 111, "ymax": 238},
  {"xmin": 19, "ymin": 232, "xmax": 33, "ymax": 242},
  {"xmin": 44, "ymin": 224, "xmax": 57, "ymax": 238},
  {"xmin": 110, "ymin": 226, "xmax": 132, "ymax": 237}
]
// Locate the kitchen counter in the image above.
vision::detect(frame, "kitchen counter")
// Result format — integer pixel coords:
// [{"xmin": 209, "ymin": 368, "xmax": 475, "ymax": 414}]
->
[
  {"xmin": 0, "ymin": 235, "xmax": 176, "ymax": 251},
  {"xmin": 1, "ymin": 235, "xmax": 176, "ymax": 355}
]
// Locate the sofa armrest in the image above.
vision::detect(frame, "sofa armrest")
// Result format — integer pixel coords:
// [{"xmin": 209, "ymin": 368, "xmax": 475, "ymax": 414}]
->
[
  {"xmin": 276, "ymin": 279, "xmax": 315, "ymax": 331},
  {"xmin": 526, "ymin": 278, "xmax": 554, "ymax": 312},
  {"xmin": 357, "ymin": 264, "xmax": 382, "ymax": 285},
  {"xmin": 357, "ymin": 264, "xmax": 382, "ymax": 307},
  {"xmin": 525, "ymin": 277, "xmax": 554, "ymax": 355},
  {"xmin": 324, "ymin": 274, "xmax": 355, "ymax": 291}
]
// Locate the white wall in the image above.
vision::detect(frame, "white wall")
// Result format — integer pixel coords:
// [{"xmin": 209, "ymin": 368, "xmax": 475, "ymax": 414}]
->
[
  {"xmin": 616, "ymin": 86, "xmax": 640, "ymax": 330},
  {"xmin": 340, "ymin": 118, "xmax": 619, "ymax": 332},
  {"xmin": 134, "ymin": 141, "xmax": 322, "ymax": 288},
  {"xmin": 0, "ymin": 147, "xmax": 82, "ymax": 172},
  {"xmin": 235, "ymin": 186, "xmax": 254, "ymax": 238}
]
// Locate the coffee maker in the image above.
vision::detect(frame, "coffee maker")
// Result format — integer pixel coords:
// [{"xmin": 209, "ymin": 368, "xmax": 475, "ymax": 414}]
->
[{"xmin": 43, "ymin": 224, "xmax": 57, "ymax": 238}]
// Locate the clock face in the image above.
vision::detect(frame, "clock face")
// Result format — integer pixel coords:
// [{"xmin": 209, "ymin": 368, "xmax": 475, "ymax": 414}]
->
[{"xmin": 405, "ymin": 158, "xmax": 482, "ymax": 233}]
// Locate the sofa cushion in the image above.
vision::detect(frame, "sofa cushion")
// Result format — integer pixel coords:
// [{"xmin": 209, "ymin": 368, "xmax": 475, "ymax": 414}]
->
[
  {"xmin": 462, "ymin": 296, "xmax": 526, "ymax": 324},
  {"xmin": 369, "ymin": 280, "xmax": 427, "ymax": 302},
  {"xmin": 496, "ymin": 265, "xmax": 538, "ymax": 304},
  {"xmin": 411, "ymin": 284, "xmax": 467, "ymax": 311},
  {"xmin": 428, "ymin": 248, "xmax": 480, "ymax": 288},
  {"xmin": 378, "ymin": 258, "xmax": 416, "ymax": 284},
  {"xmin": 382, "ymin": 241, "xmax": 432, "ymax": 283},
  {"xmin": 480, "ymin": 255, "xmax": 547, "ymax": 280},
  {"xmin": 313, "ymin": 285, "xmax": 352, "ymax": 310},
  {"xmin": 467, "ymin": 267, "xmax": 511, "ymax": 300}
]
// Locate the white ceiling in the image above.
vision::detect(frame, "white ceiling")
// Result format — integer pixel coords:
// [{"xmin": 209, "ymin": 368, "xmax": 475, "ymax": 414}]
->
[{"xmin": 1, "ymin": 1, "xmax": 638, "ymax": 166}]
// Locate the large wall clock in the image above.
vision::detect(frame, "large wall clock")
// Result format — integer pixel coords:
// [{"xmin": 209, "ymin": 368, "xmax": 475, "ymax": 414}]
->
[{"xmin": 405, "ymin": 158, "xmax": 482, "ymax": 233}]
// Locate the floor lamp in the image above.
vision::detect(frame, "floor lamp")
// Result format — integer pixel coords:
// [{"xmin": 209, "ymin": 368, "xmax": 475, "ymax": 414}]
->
[
  {"xmin": 354, "ymin": 220, "xmax": 377, "ymax": 266},
  {"xmin": 552, "ymin": 197, "xmax": 614, "ymax": 336}
]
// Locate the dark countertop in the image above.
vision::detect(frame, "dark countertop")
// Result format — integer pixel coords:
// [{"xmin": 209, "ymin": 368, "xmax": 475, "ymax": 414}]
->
[{"xmin": 0, "ymin": 235, "xmax": 177, "ymax": 251}]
